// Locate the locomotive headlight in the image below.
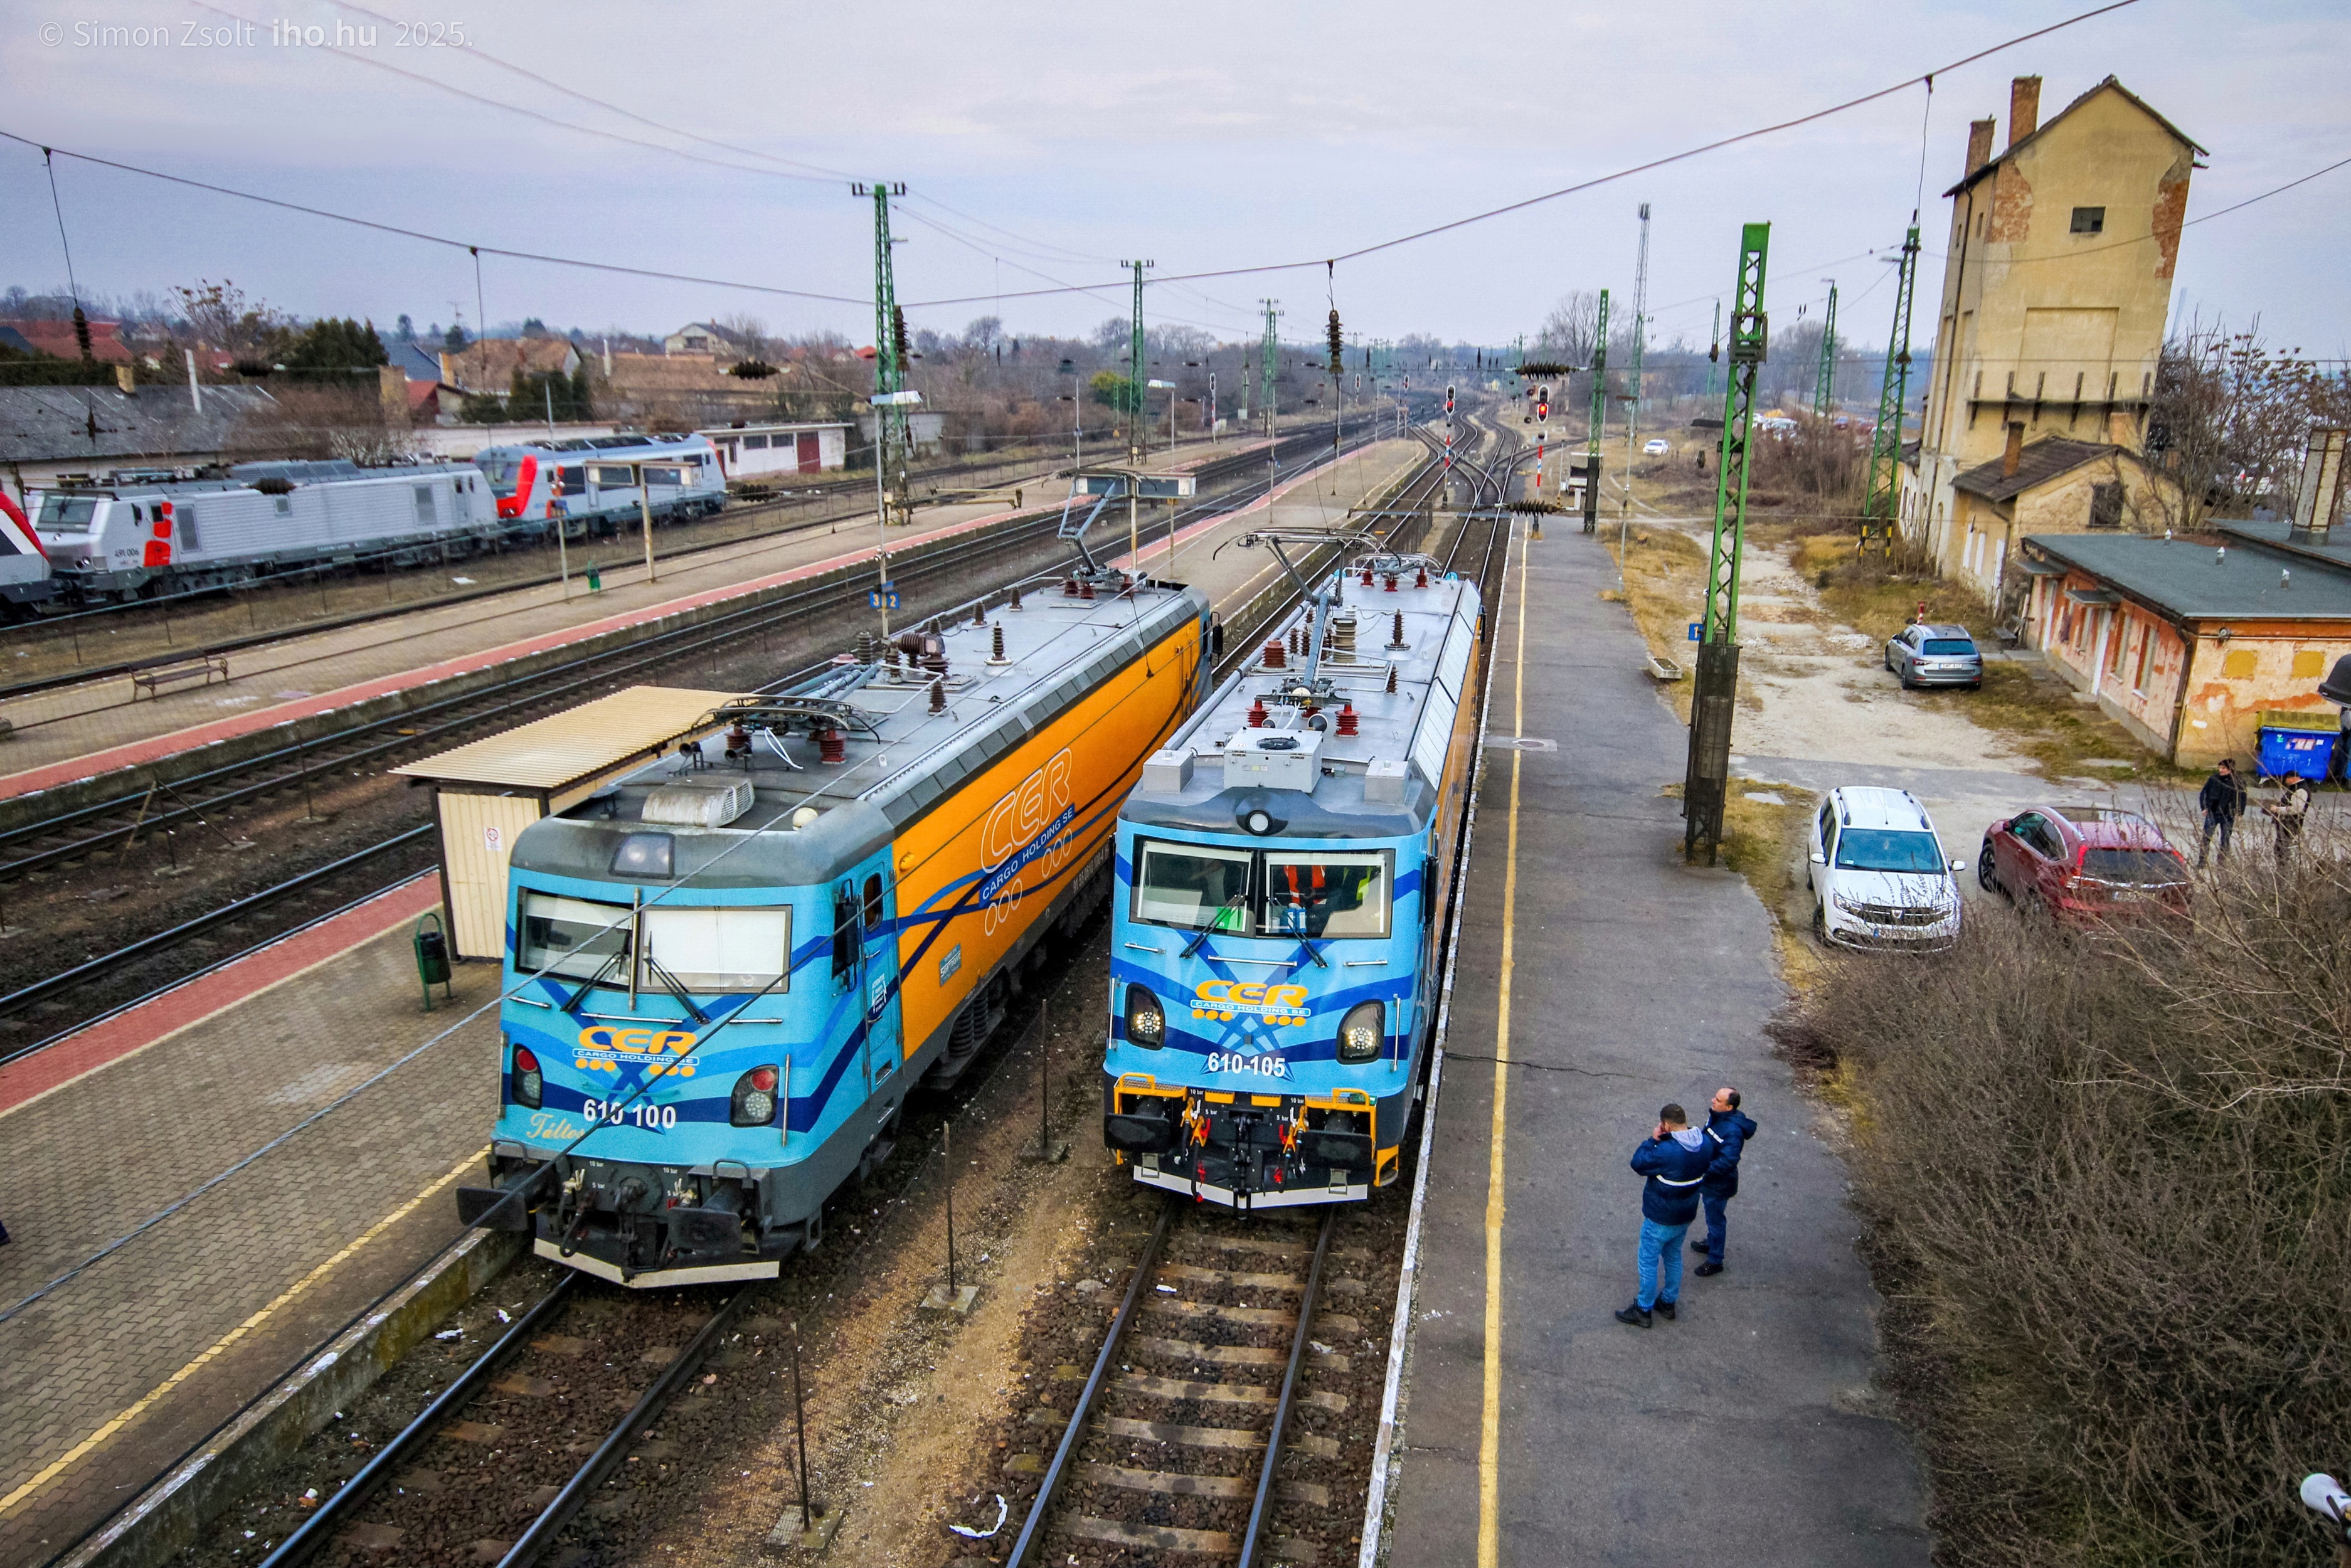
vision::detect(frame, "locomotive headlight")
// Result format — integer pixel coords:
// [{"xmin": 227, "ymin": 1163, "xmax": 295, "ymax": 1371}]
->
[
  {"xmin": 1335, "ymin": 1000, "xmax": 1384, "ymax": 1064},
  {"xmin": 511, "ymin": 1042, "xmax": 544, "ymax": 1108},
  {"xmin": 731, "ymin": 1064, "xmax": 780, "ymax": 1126},
  {"xmin": 1125, "ymin": 985, "xmax": 1166, "ymax": 1050}
]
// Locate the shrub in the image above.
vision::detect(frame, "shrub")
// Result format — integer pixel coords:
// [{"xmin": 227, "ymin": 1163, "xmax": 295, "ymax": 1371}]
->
[{"xmin": 1787, "ymin": 840, "xmax": 2351, "ymax": 1565}]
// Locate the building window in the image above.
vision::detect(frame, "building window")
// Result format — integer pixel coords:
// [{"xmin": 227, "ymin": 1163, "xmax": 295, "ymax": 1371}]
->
[
  {"xmin": 2133, "ymin": 628, "xmax": 2153, "ymax": 694},
  {"xmin": 2070, "ymin": 206, "xmax": 2105, "ymax": 235},
  {"xmin": 2089, "ymin": 483, "xmax": 2123, "ymax": 529},
  {"xmin": 2222, "ymin": 649, "xmax": 2258, "ymax": 679}
]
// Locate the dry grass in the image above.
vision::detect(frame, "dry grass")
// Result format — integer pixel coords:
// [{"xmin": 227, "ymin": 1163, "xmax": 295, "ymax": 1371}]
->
[
  {"xmin": 1771, "ymin": 843, "xmax": 2351, "ymax": 1567},
  {"xmin": 1605, "ymin": 527, "xmax": 1707, "ymax": 722}
]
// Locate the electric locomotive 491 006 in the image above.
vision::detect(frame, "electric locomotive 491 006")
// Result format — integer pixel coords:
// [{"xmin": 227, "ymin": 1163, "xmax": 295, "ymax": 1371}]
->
[
  {"xmin": 1103, "ymin": 546, "xmax": 1483, "ymax": 1208},
  {"xmin": 459, "ymin": 576, "xmax": 1212, "ymax": 1286}
]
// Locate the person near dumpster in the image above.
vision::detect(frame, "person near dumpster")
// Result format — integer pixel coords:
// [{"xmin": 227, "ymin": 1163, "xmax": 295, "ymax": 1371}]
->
[
  {"xmin": 1616, "ymin": 1103, "xmax": 1723, "ymax": 1328},
  {"xmin": 2264, "ymin": 770, "xmax": 2313, "ymax": 863},
  {"xmin": 1689, "ymin": 1086, "xmax": 1757, "ymax": 1277},
  {"xmin": 2197, "ymin": 758, "xmax": 2247, "ymax": 868}
]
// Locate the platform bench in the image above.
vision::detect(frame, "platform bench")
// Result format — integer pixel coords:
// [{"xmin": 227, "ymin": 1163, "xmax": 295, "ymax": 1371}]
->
[{"xmin": 131, "ymin": 655, "xmax": 231, "ymax": 699}]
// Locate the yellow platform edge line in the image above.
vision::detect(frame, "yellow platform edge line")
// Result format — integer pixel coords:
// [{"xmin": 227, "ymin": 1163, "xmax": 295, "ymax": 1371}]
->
[{"xmin": 0, "ymin": 1146, "xmax": 486, "ymax": 1518}]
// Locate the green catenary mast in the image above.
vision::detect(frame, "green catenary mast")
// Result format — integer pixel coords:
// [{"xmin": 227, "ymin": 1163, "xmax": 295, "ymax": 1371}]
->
[
  {"xmin": 1583, "ymin": 288, "xmax": 1609, "ymax": 534},
  {"xmin": 1813, "ymin": 280, "xmax": 1839, "ymax": 418},
  {"xmin": 1684, "ymin": 221, "xmax": 1770, "ymax": 866},
  {"xmin": 1862, "ymin": 223, "xmax": 1922, "ymax": 536}
]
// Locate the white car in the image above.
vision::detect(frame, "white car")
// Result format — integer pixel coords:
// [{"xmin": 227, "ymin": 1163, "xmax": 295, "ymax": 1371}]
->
[
  {"xmin": 1805, "ymin": 786, "xmax": 1964, "ymax": 950},
  {"xmin": 1642, "ymin": 438, "xmax": 1670, "ymax": 455}
]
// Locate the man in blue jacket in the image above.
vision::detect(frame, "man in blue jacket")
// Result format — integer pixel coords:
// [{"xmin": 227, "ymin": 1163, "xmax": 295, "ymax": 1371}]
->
[
  {"xmin": 1615, "ymin": 1103, "xmax": 1720, "ymax": 1328},
  {"xmin": 1690, "ymin": 1086, "xmax": 1757, "ymax": 1276}
]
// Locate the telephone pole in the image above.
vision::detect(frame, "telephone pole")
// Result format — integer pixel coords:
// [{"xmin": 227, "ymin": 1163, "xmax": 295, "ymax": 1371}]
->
[
  {"xmin": 1583, "ymin": 288, "xmax": 1609, "ymax": 536},
  {"xmin": 1123, "ymin": 260, "xmax": 1153, "ymax": 464},
  {"xmin": 1813, "ymin": 280, "xmax": 1839, "ymax": 418},
  {"xmin": 1621, "ymin": 203, "xmax": 1651, "ymax": 521},
  {"xmin": 1684, "ymin": 223, "xmax": 1770, "ymax": 866},
  {"xmin": 1862, "ymin": 223, "xmax": 1922, "ymax": 550}
]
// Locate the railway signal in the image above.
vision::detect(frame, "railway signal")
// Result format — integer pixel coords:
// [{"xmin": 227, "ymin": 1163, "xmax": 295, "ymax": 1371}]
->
[{"xmin": 1536, "ymin": 384, "xmax": 1551, "ymax": 423}]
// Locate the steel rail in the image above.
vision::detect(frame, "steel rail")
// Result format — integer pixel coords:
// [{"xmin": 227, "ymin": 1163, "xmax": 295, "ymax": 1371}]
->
[
  {"xmin": 252, "ymin": 1276, "xmax": 581, "ymax": 1568},
  {"xmin": 1238, "ymin": 1205, "xmax": 1339, "ymax": 1568},
  {"xmin": 2, "ymin": 428, "xmax": 1341, "ymax": 703},
  {"xmin": 1003, "ymin": 1200, "xmax": 1175, "ymax": 1568},
  {"xmin": 0, "ymin": 824, "xmax": 435, "ymax": 1029},
  {"xmin": 495, "ymin": 1283, "xmax": 756, "ymax": 1568}
]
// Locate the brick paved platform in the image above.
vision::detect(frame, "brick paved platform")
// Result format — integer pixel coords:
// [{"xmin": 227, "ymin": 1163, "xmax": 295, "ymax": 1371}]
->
[{"xmin": 0, "ymin": 879, "xmax": 502, "ymax": 1568}]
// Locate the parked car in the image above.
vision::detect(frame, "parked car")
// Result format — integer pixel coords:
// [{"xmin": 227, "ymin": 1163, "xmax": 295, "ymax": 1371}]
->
[
  {"xmin": 1642, "ymin": 438, "xmax": 1670, "ymax": 455},
  {"xmin": 1807, "ymin": 786, "xmax": 1965, "ymax": 950},
  {"xmin": 1884, "ymin": 623, "xmax": 1983, "ymax": 689},
  {"xmin": 1978, "ymin": 805, "xmax": 2192, "ymax": 922}
]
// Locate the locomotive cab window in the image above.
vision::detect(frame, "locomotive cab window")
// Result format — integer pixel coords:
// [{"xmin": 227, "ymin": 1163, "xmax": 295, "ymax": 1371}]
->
[
  {"xmin": 638, "ymin": 905, "xmax": 790, "ymax": 992},
  {"xmin": 1264, "ymin": 850, "xmax": 1391, "ymax": 939},
  {"xmin": 831, "ymin": 886, "xmax": 859, "ymax": 984},
  {"xmin": 1133, "ymin": 842, "xmax": 1253, "ymax": 931},
  {"xmin": 518, "ymin": 892, "xmax": 633, "ymax": 983},
  {"xmin": 862, "ymin": 873, "xmax": 886, "ymax": 930}
]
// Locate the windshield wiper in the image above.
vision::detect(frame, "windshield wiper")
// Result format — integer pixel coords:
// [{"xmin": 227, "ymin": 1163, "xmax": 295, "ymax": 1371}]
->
[
  {"xmin": 1183, "ymin": 891, "xmax": 1249, "ymax": 958},
  {"xmin": 641, "ymin": 954, "xmax": 711, "ymax": 1026},
  {"xmin": 560, "ymin": 947, "xmax": 626, "ymax": 1014}
]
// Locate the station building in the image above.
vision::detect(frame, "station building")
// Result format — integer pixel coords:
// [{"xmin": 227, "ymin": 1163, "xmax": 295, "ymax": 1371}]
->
[
  {"xmin": 1901, "ymin": 74, "xmax": 2202, "ymax": 607},
  {"xmin": 2019, "ymin": 509, "xmax": 2351, "ymax": 768}
]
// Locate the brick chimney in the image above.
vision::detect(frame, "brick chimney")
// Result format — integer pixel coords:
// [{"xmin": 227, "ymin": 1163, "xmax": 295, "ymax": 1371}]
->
[
  {"xmin": 2003, "ymin": 421, "xmax": 2025, "ymax": 479},
  {"xmin": 439, "ymin": 349, "xmax": 457, "ymax": 389},
  {"xmin": 1965, "ymin": 117, "xmax": 1995, "ymax": 175},
  {"xmin": 2009, "ymin": 77, "xmax": 2042, "ymax": 149}
]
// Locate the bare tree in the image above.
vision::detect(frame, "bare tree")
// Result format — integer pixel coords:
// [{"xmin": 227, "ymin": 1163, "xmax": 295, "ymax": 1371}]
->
[
  {"xmin": 1536, "ymin": 290, "xmax": 1601, "ymax": 369},
  {"xmin": 713, "ymin": 312, "xmax": 768, "ymax": 361},
  {"xmin": 2139, "ymin": 315, "xmax": 2349, "ymax": 533}
]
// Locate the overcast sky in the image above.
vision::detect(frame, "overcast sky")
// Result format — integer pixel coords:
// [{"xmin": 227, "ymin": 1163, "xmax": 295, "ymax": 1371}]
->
[{"xmin": 4, "ymin": 0, "xmax": 2346, "ymax": 358}]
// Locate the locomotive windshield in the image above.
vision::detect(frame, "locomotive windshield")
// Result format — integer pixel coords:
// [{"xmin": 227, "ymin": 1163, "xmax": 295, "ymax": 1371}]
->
[
  {"xmin": 519, "ymin": 891, "xmax": 632, "ymax": 982},
  {"xmin": 477, "ymin": 455, "xmax": 524, "ymax": 493},
  {"xmin": 1133, "ymin": 842, "xmax": 1252, "ymax": 931},
  {"xmin": 518, "ymin": 892, "xmax": 794, "ymax": 993},
  {"xmin": 36, "ymin": 494, "xmax": 101, "ymax": 529},
  {"xmin": 1130, "ymin": 842, "xmax": 1392, "ymax": 940}
]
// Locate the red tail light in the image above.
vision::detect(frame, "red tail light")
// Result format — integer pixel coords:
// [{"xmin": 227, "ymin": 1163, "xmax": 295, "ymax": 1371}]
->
[
  {"xmin": 731, "ymin": 1064, "xmax": 781, "ymax": 1127},
  {"xmin": 511, "ymin": 1044, "xmax": 543, "ymax": 1109}
]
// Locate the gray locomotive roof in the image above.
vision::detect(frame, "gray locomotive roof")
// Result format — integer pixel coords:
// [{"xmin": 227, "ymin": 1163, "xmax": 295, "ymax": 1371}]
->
[
  {"xmin": 35, "ymin": 459, "xmax": 484, "ymax": 499},
  {"xmin": 510, "ymin": 580, "xmax": 1207, "ymax": 890},
  {"xmin": 1119, "ymin": 566, "xmax": 1477, "ymax": 839}
]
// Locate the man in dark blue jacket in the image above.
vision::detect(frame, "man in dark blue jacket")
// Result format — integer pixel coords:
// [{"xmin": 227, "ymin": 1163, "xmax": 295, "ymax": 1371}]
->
[
  {"xmin": 1690, "ymin": 1086, "xmax": 1757, "ymax": 1276},
  {"xmin": 1616, "ymin": 1103, "xmax": 1721, "ymax": 1328}
]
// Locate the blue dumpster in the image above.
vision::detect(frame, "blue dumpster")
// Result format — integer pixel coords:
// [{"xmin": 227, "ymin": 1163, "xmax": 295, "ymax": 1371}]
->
[{"xmin": 2256, "ymin": 725, "xmax": 2338, "ymax": 781}]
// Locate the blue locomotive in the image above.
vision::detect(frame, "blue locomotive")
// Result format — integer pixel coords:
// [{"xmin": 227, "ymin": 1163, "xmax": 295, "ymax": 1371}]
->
[
  {"xmin": 1102, "ymin": 542, "xmax": 1484, "ymax": 1207},
  {"xmin": 460, "ymin": 576, "xmax": 1213, "ymax": 1286}
]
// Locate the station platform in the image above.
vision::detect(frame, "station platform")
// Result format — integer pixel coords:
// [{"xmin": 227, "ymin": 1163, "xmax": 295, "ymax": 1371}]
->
[
  {"xmin": 1388, "ymin": 524, "xmax": 1933, "ymax": 1564},
  {"xmin": 0, "ymin": 877, "xmax": 500, "ymax": 1568},
  {"xmin": 0, "ymin": 485, "xmax": 1053, "ymax": 800}
]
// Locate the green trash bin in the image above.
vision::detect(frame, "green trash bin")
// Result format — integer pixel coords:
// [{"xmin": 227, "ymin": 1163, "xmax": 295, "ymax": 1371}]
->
[
  {"xmin": 413, "ymin": 912, "xmax": 454, "ymax": 1010},
  {"xmin": 585, "ymin": 562, "xmax": 603, "ymax": 593}
]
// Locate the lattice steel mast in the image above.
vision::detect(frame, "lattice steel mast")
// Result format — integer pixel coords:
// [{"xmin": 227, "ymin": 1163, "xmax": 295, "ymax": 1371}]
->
[
  {"xmin": 1684, "ymin": 222, "xmax": 1770, "ymax": 865},
  {"xmin": 1813, "ymin": 280, "xmax": 1839, "ymax": 418},
  {"xmin": 1621, "ymin": 203, "xmax": 1650, "ymax": 521},
  {"xmin": 1583, "ymin": 288, "xmax": 1608, "ymax": 534},
  {"xmin": 1123, "ymin": 260, "xmax": 1153, "ymax": 464},
  {"xmin": 1862, "ymin": 222, "xmax": 1922, "ymax": 547}
]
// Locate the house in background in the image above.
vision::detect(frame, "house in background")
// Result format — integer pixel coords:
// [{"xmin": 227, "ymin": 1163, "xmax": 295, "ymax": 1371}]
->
[
  {"xmin": 1902, "ymin": 75, "xmax": 2204, "ymax": 603},
  {"xmin": 663, "ymin": 322, "xmax": 740, "ymax": 358},
  {"xmin": 0, "ymin": 384, "xmax": 278, "ymax": 501},
  {"xmin": 699, "ymin": 421, "xmax": 849, "ymax": 478},
  {"xmin": 0, "ymin": 317, "xmax": 134, "ymax": 364},
  {"xmin": 2019, "ymin": 457, "xmax": 2351, "ymax": 767},
  {"xmin": 1942, "ymin": 430, "xmax": 2165, "ymax": 606},
  {"xmin": 438, "ymin": 337, "xmax": 583, "ymax": 395}
]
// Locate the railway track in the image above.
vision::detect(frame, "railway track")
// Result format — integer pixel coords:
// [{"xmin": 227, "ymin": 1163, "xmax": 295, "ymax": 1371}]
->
[
  {"xmin": 249, "ymin": 1273, "xmax": 755, "ymax": 1568},
  {"xmin": 0, "ymin": 425, "xmax": 1392, "ymax": 1043},
  {"xmin": 0, "ymin": 426, "xmax": 1360, "ymax": 884},
  {"xmin": 1006, "ymin": 1200, "xmax": 1351, "ymax": 1567}
]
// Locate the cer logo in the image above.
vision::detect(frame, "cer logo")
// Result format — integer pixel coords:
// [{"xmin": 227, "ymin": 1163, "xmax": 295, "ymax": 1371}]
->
[
  {"xmin": 1191, "ymin": 980, "xmax": 1311, "ymax": 1023},
  {"xmin": 575, "ymin": 1025, "xmax": 699, "ymax": 1075}
]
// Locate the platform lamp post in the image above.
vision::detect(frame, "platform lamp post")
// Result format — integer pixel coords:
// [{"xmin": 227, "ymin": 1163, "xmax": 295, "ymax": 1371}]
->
[
  {"xmin": 627, "ymin": 462, "xmax": 656, "ymax": 585},
  {"xmin": 1684, "ymin": 223, "xmax": 1770, "ymax": 867}
]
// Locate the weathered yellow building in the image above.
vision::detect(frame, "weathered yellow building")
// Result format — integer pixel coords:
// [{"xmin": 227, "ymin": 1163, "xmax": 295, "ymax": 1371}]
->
[{"xmin": 1902, "ymin": 75, "xmax": 2203, "ymax": 605}]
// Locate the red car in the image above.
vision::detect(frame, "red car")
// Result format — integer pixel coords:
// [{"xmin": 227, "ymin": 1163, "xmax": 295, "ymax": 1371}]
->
[{"xmin": 1978, "ymin": 805, "xmax": 2192, "ymax": 921}]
